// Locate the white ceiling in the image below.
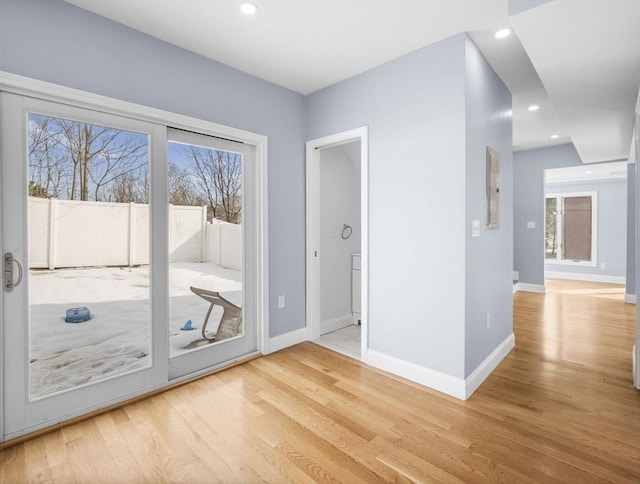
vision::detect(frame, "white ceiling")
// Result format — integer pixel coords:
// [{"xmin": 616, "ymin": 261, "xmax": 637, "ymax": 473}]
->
[
  {"xmin": 545, "ymin": 161, "xmax": 628, "ymax": 184},
  {"xmin": 509, "ymin": 0, "xmax": 640, "ymax": 163},
  {"xmin": 65, "ymin": 0, "xmax": 640, "ymax": 163}
]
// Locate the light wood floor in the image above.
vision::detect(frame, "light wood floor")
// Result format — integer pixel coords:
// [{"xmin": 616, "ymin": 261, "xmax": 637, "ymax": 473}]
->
[{"xmin": 1, "ymin": 280, "xmax": 638, "ymax": 483}]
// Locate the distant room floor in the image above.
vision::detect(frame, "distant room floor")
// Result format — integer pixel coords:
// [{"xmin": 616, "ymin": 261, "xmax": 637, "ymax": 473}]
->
[
  {"xmin": 314, "ymin": 324, "xmax": 361, "ymax": 359},
  {"xmin": 544, "ymin": 278, "xmax": 626, "ymax": 301}
]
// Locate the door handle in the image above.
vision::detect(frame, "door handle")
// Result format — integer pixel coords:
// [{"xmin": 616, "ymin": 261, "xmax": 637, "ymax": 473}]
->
[{"xmin": 4, "ymin": 252, "xmax": 23, "ymax": 292}]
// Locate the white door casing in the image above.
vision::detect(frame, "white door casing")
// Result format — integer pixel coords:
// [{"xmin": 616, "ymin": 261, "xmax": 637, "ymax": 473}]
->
[{"xmin": 306, "ymin": 127, "xmax": 369, "ymax": 361}]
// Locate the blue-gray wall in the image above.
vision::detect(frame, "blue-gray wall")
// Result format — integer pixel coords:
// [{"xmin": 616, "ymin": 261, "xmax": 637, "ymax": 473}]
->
[
  {"xmin": 0, "ymin": 0, "xmax": 307, "ymax": 337},
  {"xmin": 307, "ymin": 34, "xmax": 468, "ymax": 378},
  {"xmin": 307, "ymin": 34, "xmax": 513, "ymax": 380},
  {"xmin": 513, "ymin": 144, "xmax": 583, "ymax": 285},
  {"xmin": 464, "ymin": 38, "xmax": 513, "ymax": 377},
  {"xmin": 545, "ymin": 179, "xmax": 627, "ymax": 278},
  {"xmin": 627, "ymin": 163, "xmax": 636, "ymax": 296},
  {"xmin": 2, "ymin": 0, "xmax": 515, "ymax": 382}
]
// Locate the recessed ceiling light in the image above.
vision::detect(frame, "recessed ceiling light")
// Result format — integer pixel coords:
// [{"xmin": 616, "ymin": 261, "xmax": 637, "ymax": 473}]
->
[
  {"xmin": 528, "ymin": 105, "xmax": 540, "ymax": 111},
  {"xmin": 494, "ymin": 28, "xmax": 511, "ymax": 39},
  {"xmin": 240, "ymin": 2, "xmax": 258, "ymax": 15},
  {"xmin": 585, "ymin": 171, "xmax": 593, "ymax": 174},
  {"xmin": 550, "ymin": 134, "xmax": 559, "ymax": 139}
]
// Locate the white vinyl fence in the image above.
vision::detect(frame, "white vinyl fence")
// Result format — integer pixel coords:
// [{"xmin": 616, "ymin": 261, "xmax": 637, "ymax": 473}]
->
[{"xmin": 29, "ymin": 198, "xmax": 242, "ymax": 271}]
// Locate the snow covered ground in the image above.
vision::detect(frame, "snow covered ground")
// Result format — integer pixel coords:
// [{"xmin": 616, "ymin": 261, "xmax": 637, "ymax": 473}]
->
[{"xmin": 29, "ymin": 262, "xmax": 242, "ymax": 398}]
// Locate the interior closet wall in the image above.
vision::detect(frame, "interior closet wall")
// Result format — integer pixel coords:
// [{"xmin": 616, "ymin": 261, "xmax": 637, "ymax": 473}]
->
[{"xmin": 319, "ymin": 142, "xmax": 361, "ymax": 330}]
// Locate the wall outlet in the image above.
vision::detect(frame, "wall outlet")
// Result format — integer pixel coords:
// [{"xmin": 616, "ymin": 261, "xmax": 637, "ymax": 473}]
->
[
  {"xmin": 278, "ymin": 295, "xmax": 285, "ymax": 309},
  {"xmin": 527, "ymin": 221, "xmax": 536, "ymax": 229},
  {"xmin": 485, "ymin": 313, "xmax": 491, "ymax": 330},
  {"xmin": 599, "ymin": 262, "xmax": 606, "ymax": 269}
]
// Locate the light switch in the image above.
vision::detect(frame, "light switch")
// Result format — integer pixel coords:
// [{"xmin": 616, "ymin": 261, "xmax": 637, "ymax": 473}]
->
[
  {"xmin": 527, "ymin": 221, "xmax": 536, "ymax": 229},
  {"xmin": 472, "ymin": 220, "xmax": 481, "ymax": 238}
]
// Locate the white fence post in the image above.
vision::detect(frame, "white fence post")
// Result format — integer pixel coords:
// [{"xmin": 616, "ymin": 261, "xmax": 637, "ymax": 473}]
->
[
  {"xmin": 218, "ymin": 220, "xmax": 223, "ymax": 266},
  {"xmin": 201, "ymin": 205, "xmax": 207, "ymax": 263},
  {"xmin": 48, "ymin": 198, "xmax": 57, "ymax": 270},
  {"xmin": 128, "ymin": 202, "xmax": 135, "ymax": 267},
  {"xmin": 168, "ymin": 204, "xmax": 174, "ymax": 263}
]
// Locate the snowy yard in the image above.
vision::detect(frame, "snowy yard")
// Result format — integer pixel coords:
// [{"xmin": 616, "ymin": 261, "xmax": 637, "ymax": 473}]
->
[{"xmin": 28, "ymin": 262, "xmax": 242, "ymax": 398}]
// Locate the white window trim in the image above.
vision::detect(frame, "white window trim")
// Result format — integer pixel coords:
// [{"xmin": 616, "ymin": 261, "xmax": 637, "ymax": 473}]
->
[{"xmin": 545, "ymin": 190, "xmax": 598, "ymax": 268}]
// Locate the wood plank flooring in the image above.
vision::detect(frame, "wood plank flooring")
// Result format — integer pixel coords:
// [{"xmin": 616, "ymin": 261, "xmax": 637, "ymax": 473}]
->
[{"xmin": 1, "ymin": 279, "xmax": 638, "ymax": 483}]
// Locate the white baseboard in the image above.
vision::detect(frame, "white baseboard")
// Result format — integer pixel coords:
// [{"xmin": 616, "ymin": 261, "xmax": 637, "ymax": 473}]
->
[
  {"xmin": 464, "ymin": 333, "xmax": 515, "ymax": 399},
  {"xmin": 367, "ymin": 333, "xmax": 516, "ymax": 401},
  {"xmin": 545, "ymin": 271, "xmax": 626, "ymax": 284},
  {"xmin": 266, "ymin": 327, "xmax": 308, "ymax": 354},
  {"xmin": 634, "ymin": 344, "xmax": 639, "ymax": 390},
  {"xmin": 625, "ymin": 294, "xmax": 637, "ymax": 304},
  {"xmin": 320, "ymin": 314, "xmax": 353, "ymax": 335},
  {"xmin": 514, "ymin": 282, "xmax": 546, "ymax": 293},
  {"xmin": 367, "ymin": 351, "xmax": 466, "ymax": 400}
]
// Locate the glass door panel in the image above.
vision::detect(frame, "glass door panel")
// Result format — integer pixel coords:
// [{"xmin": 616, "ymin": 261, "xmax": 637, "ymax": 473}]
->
[
  {"xmin": 2, "ymin": 93, "xmax": 165, "ymax": 439},
  {"xmin": 167, "ymin": 129, "xmax": 257, "ymax": 379},
  {"xmin": 27, "ymin": 113, "xmax": 152, "ymax": 399}
]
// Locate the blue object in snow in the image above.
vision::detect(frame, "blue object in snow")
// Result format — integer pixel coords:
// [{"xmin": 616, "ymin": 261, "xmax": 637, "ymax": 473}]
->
[
  {"xmin": 182, "ymin": 319, "xmax": 196, "ymax": 331},
  {"xmin": 65, "ymin": 307, "xmax": 91, "ymax": 323}
]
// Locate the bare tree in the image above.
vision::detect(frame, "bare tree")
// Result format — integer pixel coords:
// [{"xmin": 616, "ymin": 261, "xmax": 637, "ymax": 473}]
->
[
  {"xmin": 29, "ymin": 114, "xmax": 242, "ymax": 225},
  {"xmin": 188, "ymin": 146, "xmax": 242, "ymax": 223},
  {"xmin": 168, "ymin": 162, "xmax": 199, "ymax": 206},
  {"xmin": 27, "ymin": 114, "xmax": 148, "ymax": 202},
  {"xmin": 28, "ymin": 116, "xmax": 68, "ymax": 198},
  {"xmin": 108, "ymin": 166, "xmax": 149, "ymax": 203}
]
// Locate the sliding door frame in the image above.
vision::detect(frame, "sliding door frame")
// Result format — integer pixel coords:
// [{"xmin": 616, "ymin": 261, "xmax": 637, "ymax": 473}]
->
[{"xmin": 0, "ymin": 71, "xmax": 270, "ymax": 440}]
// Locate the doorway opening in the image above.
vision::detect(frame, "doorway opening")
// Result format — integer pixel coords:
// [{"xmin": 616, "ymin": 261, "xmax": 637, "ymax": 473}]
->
[
  {"xmin": 306, "ymin": 127, "xmax": 368, "ymax": 361},
  {"xmin": 543, "ymin": 162, "xmax": 628, "ymax": 288}
]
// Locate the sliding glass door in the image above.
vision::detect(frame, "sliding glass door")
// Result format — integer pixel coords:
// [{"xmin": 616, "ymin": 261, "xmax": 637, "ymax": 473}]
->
[
  {"xmin": 166, "ymin": 129, "xmax": 257, "ymax": 379},
  {"xmin": 1, "ymin": 93, "xmax": 167, "ymax": 438},
  {"xmin": 1, "ymin": 93, "xmax": 261, "ymax": 440}
]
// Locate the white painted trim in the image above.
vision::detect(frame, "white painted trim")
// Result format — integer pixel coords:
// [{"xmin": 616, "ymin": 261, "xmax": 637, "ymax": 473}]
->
[
  {"xmin": 0, "ymin": 72, "xmax": 263, "ymax": 145},
  {"xmin": 514, "ymin": 283, "xmax": 546, "ymax": 293},
  {"xmin": 257, "ymin": 139, "xmax": 270, "ymax": 359},
  {"xmin": 320, "ymin": 314, "xmax": 354, "ymax": 335},
  {"xmin": 545, "ymin": 271, "xmax": 626, "ymax": 284},
  {"xmin": 0, "ymin": 91, "xmax": 4, "ymax": 441},
  {"xmin": 464, "ymin": 333, "xmax": 515, "ymax": 399},
  {"xmin": 634, "ymin": 96, "xmax": 640, "ymax": 390},
  {"xmin": 625, "ymin": 294, "xmax": 636, "ymax": 304},
  {"xmin": 367, "ymin": 350, "xmax": 466, "ymax": 400},
  {"xmin": 266, "ymin": 327, "xmax": 309, "ymax": 354},
  {"xmin": 545, "ymin": 259, "xmax": 598, "ymax": 268},
  {"xmin": 306, "ymin": 127, "xmax": 369, "ymax": 363},
  {"xmin": 634, "ymin": 344, "xmax": 638, "ymax": 389},
  {"xmin": 367, "ymin": 333, "xmax": 515, "ymax": 401}
]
